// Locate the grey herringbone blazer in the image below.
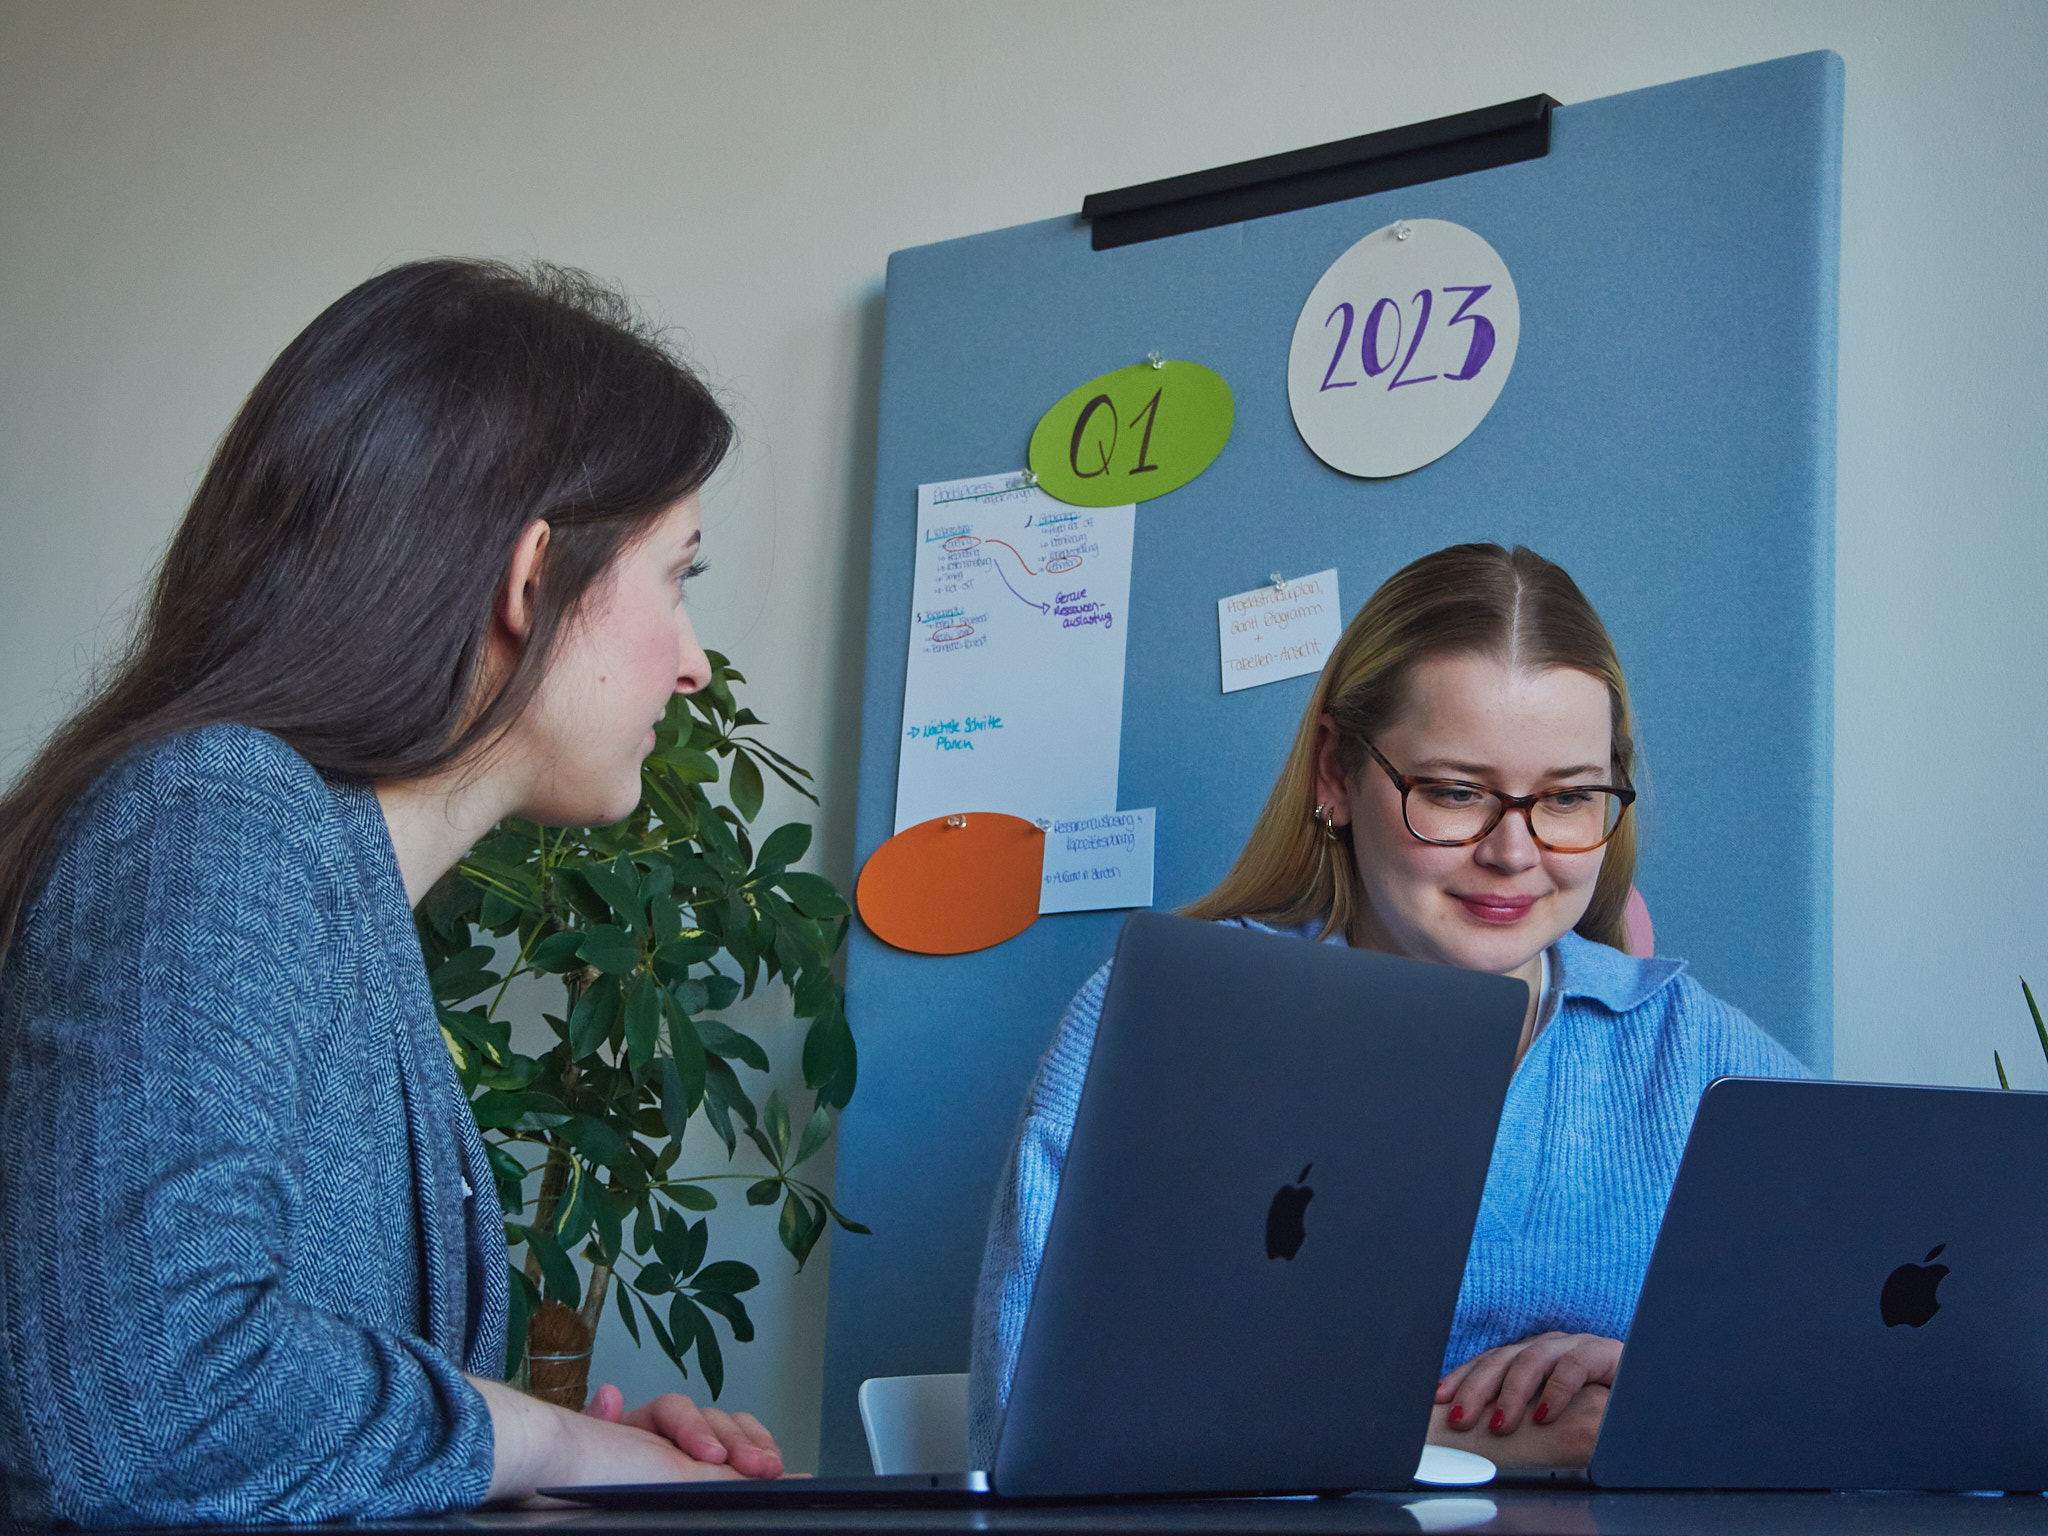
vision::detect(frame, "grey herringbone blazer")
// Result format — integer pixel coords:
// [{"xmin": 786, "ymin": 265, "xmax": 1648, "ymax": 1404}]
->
[{"xmin": 0, "ymin": 725, "xmax": 506, "ymax": 1526}]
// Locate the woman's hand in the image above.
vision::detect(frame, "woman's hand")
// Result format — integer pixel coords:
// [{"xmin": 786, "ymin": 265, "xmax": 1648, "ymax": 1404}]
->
[
  {"xmin": 585, "ymin": 1382, "xmax": 784, "ymax": 1478},
  {"xmin": 469, "ymin": 1374, "xmax": 782, "ymax": 1502},
  {"xmin": 1430, "ymin": 1333, "xmax": 1621, "ymax": 1468}
]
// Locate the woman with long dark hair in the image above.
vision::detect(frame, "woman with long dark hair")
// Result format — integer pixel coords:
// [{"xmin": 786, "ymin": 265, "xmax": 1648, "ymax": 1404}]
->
[
  {"xmin": 970, "ymin": 544, "xmax": 1808, "ymax": 1473},
  {"xmin": 0, "ymin": 260, "xmax": 786, "ymax": 1524}
]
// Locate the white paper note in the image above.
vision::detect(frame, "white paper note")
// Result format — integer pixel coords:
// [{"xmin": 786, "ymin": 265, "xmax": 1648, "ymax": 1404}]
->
[
  {"xmin": 1038, "ymin": 808, "xmax": 1156, "ymax": 915},
  {"xmin": 1217, "ymin": 569, "xmax": 1343, "ymax": 693},
  {"xmin": 895, "ymin": 473, "xmax": 1136, "ymax": 833}
]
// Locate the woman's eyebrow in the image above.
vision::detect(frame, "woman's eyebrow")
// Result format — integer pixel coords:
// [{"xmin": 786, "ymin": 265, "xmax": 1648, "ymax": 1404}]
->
[{"xmin": 1415, "ymin": 757, "xmax": 1607, "ymax": 780}]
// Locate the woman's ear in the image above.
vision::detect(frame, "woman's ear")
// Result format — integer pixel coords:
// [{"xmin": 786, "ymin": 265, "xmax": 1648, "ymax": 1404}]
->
[
  {"xmin": 1311, "ymin": 713, "xmax": 1354, "ymax": 827},
  {"xmin": 495, "ymin": 519, "xmax": 553, "ymax": 648}
]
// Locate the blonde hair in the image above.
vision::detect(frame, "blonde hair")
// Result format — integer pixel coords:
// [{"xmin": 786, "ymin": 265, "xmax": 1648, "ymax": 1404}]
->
[{"xmin": 1183, "ymin": 543, "xmax": 1638, "ymax": 951}]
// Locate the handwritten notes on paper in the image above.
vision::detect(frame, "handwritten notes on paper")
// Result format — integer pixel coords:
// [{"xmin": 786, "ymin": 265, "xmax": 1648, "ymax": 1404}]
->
[
  {"xmin": 1039, "ymin": 809, "xmax": 1156, "ymax": 915},
  {"xmin": 1218, "ymin": 570, "xmax": 1342, "ymax": 693},
  {"xmin": 895, "ymin": 472, "xmax": 1137, "ymax": 835}
]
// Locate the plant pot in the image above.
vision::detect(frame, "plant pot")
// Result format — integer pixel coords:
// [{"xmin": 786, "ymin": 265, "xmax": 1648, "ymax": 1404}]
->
[{"xmin": 527, "ymin": 1347, "xmax": 593, "ymax": 1410}]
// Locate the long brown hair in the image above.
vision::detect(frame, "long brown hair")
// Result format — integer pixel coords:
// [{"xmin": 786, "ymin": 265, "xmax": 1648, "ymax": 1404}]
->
[
  {"xmin": 1184, "ymin": 543, "xmax": 1639, "ymax": 951},
  {"xmin": 0, "ymin": 259, "xmax": 733, "ymax": 963}
]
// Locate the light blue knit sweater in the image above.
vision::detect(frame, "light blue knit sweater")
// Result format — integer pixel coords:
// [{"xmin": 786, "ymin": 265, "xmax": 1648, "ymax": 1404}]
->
[
  {"xmin": 968, "ymin": 919, "xmax": 1808, "ymax": 1469},
  {"xmin": 0, "ymin": 726, "xmax": 505, "ymax": 1527}
]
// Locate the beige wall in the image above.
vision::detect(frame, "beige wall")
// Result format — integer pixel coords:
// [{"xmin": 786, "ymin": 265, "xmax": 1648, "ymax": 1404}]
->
[{"xmin": 5, "ymin": 0, "xmax": 2046, "ymax": 1470}]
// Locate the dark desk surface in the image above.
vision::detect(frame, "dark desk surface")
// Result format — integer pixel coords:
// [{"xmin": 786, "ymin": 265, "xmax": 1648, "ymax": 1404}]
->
[
  {"xmin": 85, "ymin": 1490, "xmax": 2048, "ymax": 1536},
  {"xmin": 445, "ymin": 1492, "xmax": 2048, "ymax": 1535}
]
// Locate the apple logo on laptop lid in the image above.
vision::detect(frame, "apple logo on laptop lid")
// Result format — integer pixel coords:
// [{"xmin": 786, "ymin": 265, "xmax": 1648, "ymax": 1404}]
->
[
  {"xmin": 1880, "ymin": 1243, "xmax": 1949, "ymax": 1328},
  {"xmin": 1265, "ymin": 1164, "xmax": 1314, "ymax": 1260}
]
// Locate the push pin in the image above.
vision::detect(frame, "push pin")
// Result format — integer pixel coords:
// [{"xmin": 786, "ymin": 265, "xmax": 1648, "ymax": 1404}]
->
[
  {"xmin": 1146, "ymin": 350, "xmax": 1164, "ymax": 370},
  {"xmin": 1034, "ymin": 818, "xmax": 1052, "ymax": 832},
  {"xmin": 945, "ymin": 814, "xmax": 968, "ymax": 829},
  {"xmin": 1270, "ymin": 572, "xmax": 1286, "ymax": 591},
  {"xmin": 1016, "ymin": 468, "xmax": 1038, "ymax": 488},
  {"xmin": 1393, "ymin": 220, "xmax": 1412, "ymax": 241}
]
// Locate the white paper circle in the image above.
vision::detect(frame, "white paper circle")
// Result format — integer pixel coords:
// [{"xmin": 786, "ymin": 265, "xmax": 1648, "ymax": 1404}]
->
[{"xmin": 1288, "ymin": 219, "xmax": 1520, "ymax": 479}]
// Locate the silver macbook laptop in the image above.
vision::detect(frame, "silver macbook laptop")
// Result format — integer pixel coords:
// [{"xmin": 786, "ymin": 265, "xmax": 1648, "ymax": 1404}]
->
[{"xmin": 548, "ymin": 911, "xmax": 1526, "ymax": 1506}]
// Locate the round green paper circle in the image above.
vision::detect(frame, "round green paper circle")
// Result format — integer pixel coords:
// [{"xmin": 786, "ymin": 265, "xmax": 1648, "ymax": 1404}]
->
[{"xmin": 1028, "ymin": 360, "xmax": 1233, "ymax": 507}]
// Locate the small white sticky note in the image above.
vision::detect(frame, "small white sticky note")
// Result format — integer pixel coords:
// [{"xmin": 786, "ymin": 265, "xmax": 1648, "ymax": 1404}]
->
[
  {"xmin": 1038, "ymin": 809, "xmax": 1156, "ymax": 915},
  {"xmin": 1218, "ymin": 569, "xmax": 1342, "ymax": 693}
]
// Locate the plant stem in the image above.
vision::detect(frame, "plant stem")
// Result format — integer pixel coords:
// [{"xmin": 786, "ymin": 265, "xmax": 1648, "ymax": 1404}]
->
[
  {"xmin": 527, "ymin": 1147, "xmax": 569, "ymax": 1291},
  {"xmin": 579, "ymin": 1263, "xmax": 613, "ymax": 1340}
]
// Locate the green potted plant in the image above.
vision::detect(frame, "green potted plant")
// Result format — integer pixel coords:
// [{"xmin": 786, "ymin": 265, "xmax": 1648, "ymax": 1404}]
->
[{"xmin": 415, "ymin": 650, "xmax": 865, "ymax": 1403}]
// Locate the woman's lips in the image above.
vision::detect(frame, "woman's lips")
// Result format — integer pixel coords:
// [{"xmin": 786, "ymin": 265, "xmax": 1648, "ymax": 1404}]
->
[{"xmin": 1453, "ymin": 893, "xmax": 1539, "ymax": 925}]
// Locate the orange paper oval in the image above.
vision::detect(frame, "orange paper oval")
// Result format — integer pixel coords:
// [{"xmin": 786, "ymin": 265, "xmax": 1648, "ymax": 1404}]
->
[{"xmin": 857, "ymin": 813, "xmax": 1045, "ymax": 955}]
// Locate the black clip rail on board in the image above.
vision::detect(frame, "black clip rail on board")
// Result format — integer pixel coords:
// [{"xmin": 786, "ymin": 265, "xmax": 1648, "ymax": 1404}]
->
[{"xmin": 1080, "ymin": 95, "xmax": 1558, "ymax": 251}]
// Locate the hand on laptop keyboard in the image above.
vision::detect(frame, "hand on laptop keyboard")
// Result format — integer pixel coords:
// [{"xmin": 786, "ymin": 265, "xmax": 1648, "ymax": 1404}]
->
[{"xmin": 1430, "ymin": 1332, "xmax": 1622, "ymax": 1471}]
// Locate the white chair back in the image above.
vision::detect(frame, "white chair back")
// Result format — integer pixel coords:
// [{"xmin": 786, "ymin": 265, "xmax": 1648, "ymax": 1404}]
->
[{"xmin": 856, "ymin": 1371, "xmax": 972, "ymax": 1475}]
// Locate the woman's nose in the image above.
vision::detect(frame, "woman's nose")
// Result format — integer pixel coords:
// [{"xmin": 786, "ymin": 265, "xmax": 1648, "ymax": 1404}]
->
[
  {"xmin": 675, "ymin": 610, "xmax": 712, "ymax": 696},
  {"xmin": 1475, "ymin": 804, "xmax": 1542, "ymax": 871}
]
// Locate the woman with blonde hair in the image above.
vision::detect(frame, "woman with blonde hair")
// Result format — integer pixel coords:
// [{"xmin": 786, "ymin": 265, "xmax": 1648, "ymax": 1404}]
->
[{"xmin": 969, "ymin": 542, "xmax": 1805, "ymax": 1472}]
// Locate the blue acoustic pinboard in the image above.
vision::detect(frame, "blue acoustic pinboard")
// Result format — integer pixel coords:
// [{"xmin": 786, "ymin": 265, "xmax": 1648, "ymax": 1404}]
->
[{"xmin": 821, "ymin": 52, "xmax": 1840, "ymax": 1470}]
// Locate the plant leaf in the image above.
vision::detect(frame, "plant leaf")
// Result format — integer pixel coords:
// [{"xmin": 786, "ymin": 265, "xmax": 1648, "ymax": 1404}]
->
[
  {"xmin": 675, "ymin": 1215, "xmax": 709, "ymax": 1281},
  {"xmin": 471, "ymin": 1089, "xmax": 550, "ymax": 1131},
  {"xmin": 695, "ymin": 1017, "xmax": 771, "ymax": 1074},
  {"xmin": 615, "ymin": 1282, "xmax": 642, "ymax": 1346},
  {"xmin": 651, "ymin": 1207, "xmax": 688, "ymax": 1272},
  {"xmin": 700, "ymin": 1054, "xmax": 757, "ymax": 1155},
  {"xmin": 801, "ymin": 1007, "xmax": 858, "ymax": 1109},
  {"xmin": 552, "ymin": 1163, "xmax": 594, "ymax": 1248},
  {"xmin": 728, "ymin": 753, "xmax": 764, "ymax": 824},
  {"xmin": 559, "ymin": 1114, "xmax": 638, "ymax": 1174},
  {"xmin": 763, "ymin": 1088, "xmax": 791, "ymax": 1165},
  {"xmin": 552, "ymin": 868, "xmax": 614, "ymax": 927},
  {"xmin": 634, "ymin": 1262, "xmax": 676, "ymax": 1294},
  {"xmin": 568, "ymin": 978, "xmax": 622, "ymax": 1058},
  {"xmin": 478, "ymin": 1051, "xmax": 544, "ymax": 1092},
  {"xmin": 623, "ymin": 973, "xmax": 660, "ymax": 1073},
  {"xmin": 826, "ymin": 1203, "xmax": 873, "ymax": 1236},
  {"xmin": 528, "ymin": 929, "xmax": 587, "ymax": 973},
  {"xmin": 690, "ymin": 1260, "xmax": 759, "ymax": 1295},
  {"xmin": 670, "ymin": 1182, "xmax": 718, "ymax": 1211},
  {"xmin": 653, "ymin": 934, "xmax": 720, "ymax": 981},
  {"xmin": 582, "ymin": 864, "xmax": 646, "ymax": 934},
  {"xmin": 672, "ymin": 1295, "xmax": 723, "ymax": 1399},
  {"xmin": 660, "ymin": 747, "xmax": 721, "ymax": 784},
  {"xmin": 505, "ymin": 1263, "xmax": 534, "ymax": 1376},
  {"xmin": 691, "ymin": 1287, "xmax": 755, "ymax": 1344},
  {"xmin": 577, "ymin": 924, "xmax": 641, "ymax": 977},
  {"xmin": 643, "ymin": 1297, "xmax": 681, "ymax": 1373},
  {"xmin": 793, "ymin": 1104, "xmax": 833, "ymax": 1168},
  {"xmin": 593, "ymin": 1186, "xmax": 625, "ymax": 1266},
  {"xmin": 746, "ymin": 1178, "xmax": 781, "ymax": 1206},
  {"xmin": 525, "ymin": 1225, "xmax": 582, "ymax": 1310},
  {"xmin": 656, "ymin": 1056, "xmax": 692, "ymax": 1143},
  {"xmin": 778, "ymin": 1191, "xmax": 817, "ymax": 1268},
  {"xmin": 755, "ymin": 822, "xmax": 811, "ymax": 872},
  {"xmin": 777, "ymin": 871, "xmax": 850, "ymax": 920},
  {"xmin": 430, "ymin": 944, "xmax": 500, "ymax": 1004}
]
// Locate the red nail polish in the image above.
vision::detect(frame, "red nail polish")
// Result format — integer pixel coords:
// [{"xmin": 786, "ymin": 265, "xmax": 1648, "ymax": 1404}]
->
[
  {"xmin": 1447, "ymin": 1406, "xmax": 1463, "ymax": 1426},
  {"xmin": 1489, "ymin": 1410, "xmax": 1505, "ymax": 1432},
  {"xmin": 1534, "ymin": 1402, "xmax": 1550, "ymax": 1425}
]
